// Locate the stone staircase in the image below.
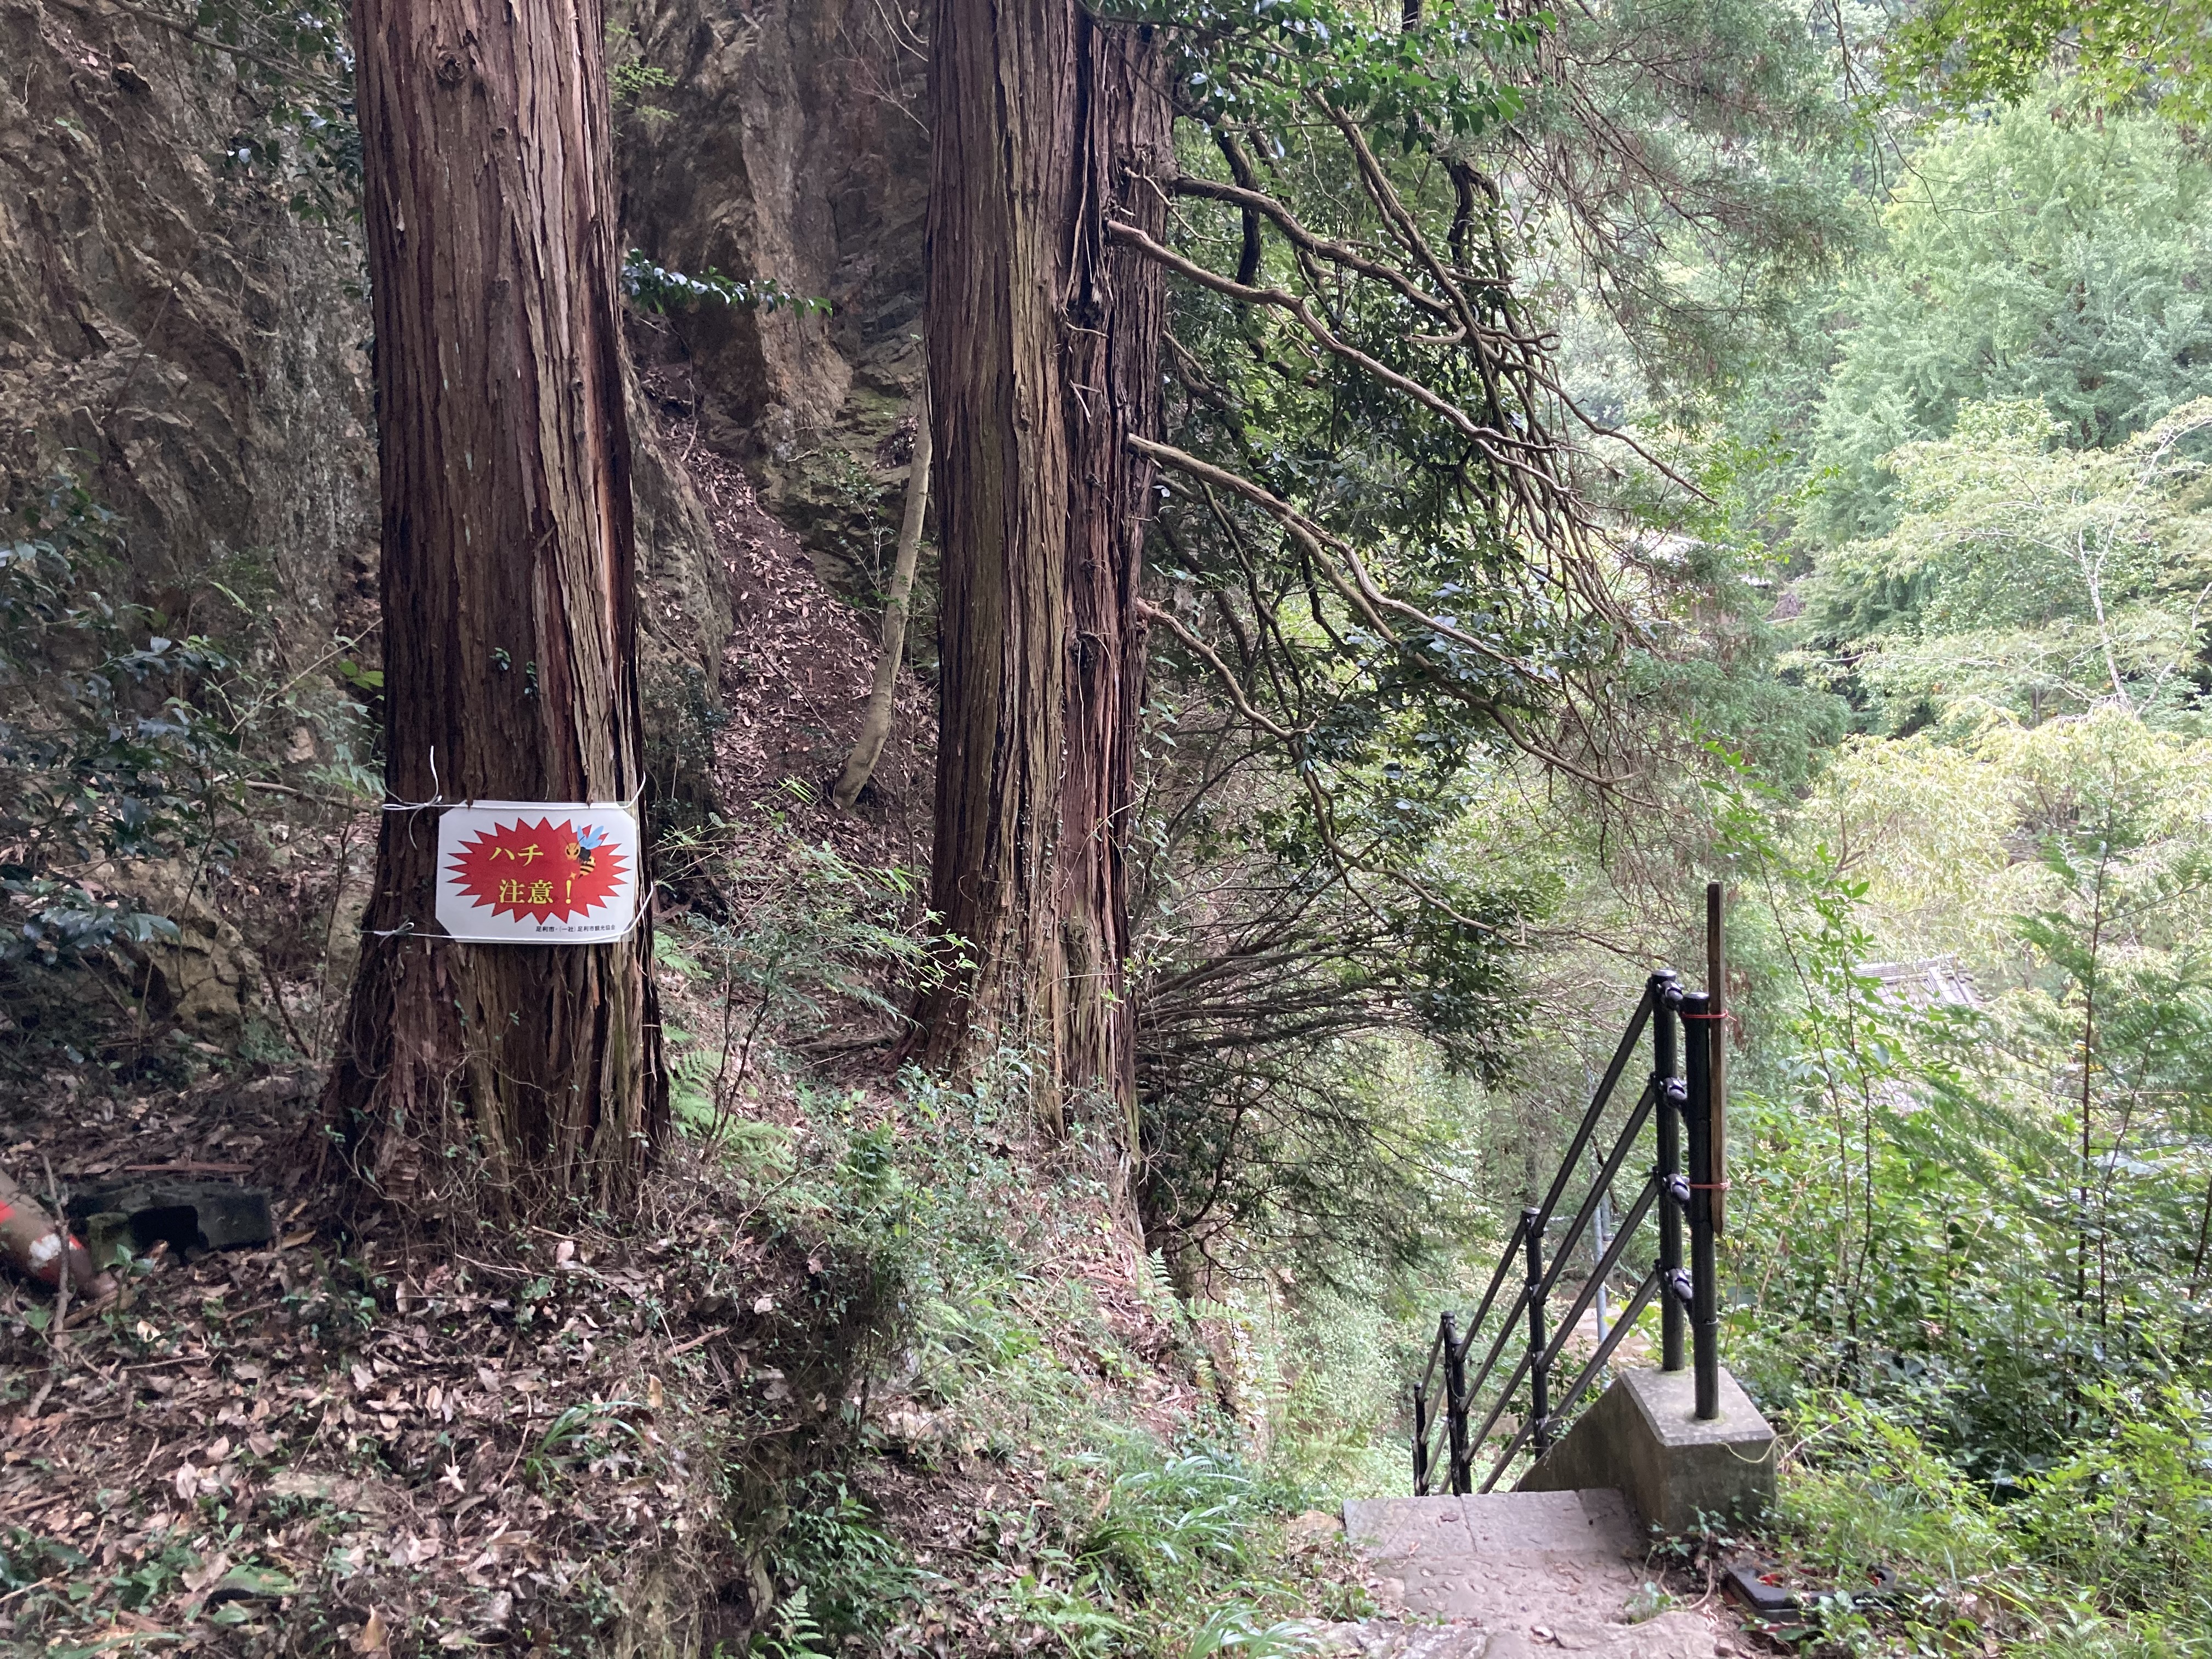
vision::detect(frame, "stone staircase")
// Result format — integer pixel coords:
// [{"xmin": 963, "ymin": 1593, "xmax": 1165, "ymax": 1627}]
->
[{"xmin": 1318, "ymin": 1488, "xmax": 1731, "ymax": 1658}]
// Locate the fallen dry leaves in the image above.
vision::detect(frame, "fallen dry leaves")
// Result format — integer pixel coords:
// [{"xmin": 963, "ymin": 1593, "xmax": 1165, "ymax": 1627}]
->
[{"xmin": 0, "ymin": 1068, "xmax": 823, "ymax": 1656}]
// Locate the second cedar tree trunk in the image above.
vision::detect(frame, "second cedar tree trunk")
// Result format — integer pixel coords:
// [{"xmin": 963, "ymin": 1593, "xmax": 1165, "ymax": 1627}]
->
[
  {"xmin": 920, "ymin": 0, "xmax": 1171, "ymax": 1137},
  {"xmin": 330, "ymin": 0, "xmax": 667, "ymax": 1212}
]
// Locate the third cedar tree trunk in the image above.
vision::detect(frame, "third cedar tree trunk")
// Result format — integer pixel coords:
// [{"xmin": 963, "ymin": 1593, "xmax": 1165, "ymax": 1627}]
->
[
  {"xmin": 330, "ymin": 0, "xmax": 666, "ymax": 1212},
  {"xmin": 919, "ymin": 0, "xmax": 1171, "ymax": 1142}
]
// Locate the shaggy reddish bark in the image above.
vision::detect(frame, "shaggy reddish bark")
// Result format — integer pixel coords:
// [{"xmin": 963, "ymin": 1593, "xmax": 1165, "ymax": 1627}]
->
[
  {"xmin": 329, "ymin": 0, "xmax": 665, "ymax": 1211},
  {"xmin": 918, "ymin": 0, "xmax": 1172, "ymax": 1142}
]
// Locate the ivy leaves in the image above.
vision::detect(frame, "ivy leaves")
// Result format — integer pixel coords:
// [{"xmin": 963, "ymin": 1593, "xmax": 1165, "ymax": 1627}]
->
[
  {"xmin": 618, "ymin": 251, "xmax": 828, "ymax": 318},
  {"xmin": 0, "ymin": 479, "xmax": 236, "ymax": 963}
]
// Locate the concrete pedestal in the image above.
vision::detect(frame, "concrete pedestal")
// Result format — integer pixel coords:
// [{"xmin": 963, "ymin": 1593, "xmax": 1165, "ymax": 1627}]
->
[{"xmin": 1516, "ymin": 1366, "xmax": 1775, "ymax": 1536}]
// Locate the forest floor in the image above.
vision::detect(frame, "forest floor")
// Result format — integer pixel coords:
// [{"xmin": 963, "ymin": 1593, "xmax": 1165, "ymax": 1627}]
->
[
  {"xmin": 0, "ymin": 1043, "xmax": 1340, "ymax": 1656},
  {"xmin": 0, "ymin": 431, "xmax": 1260, "ymax": 1659},
  {"xmin": 664, "ymin": 415, "xmax": 938, "ymax": 873},
  {"xmin": 0, "ymin": 1057, "xmax": 1745, "ymax": 1657}
]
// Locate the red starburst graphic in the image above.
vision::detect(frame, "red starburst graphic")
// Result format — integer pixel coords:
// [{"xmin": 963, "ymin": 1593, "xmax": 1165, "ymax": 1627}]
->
[{"xmin": 445, "ymin": 817, "xmax": 628, "ymax": 924}]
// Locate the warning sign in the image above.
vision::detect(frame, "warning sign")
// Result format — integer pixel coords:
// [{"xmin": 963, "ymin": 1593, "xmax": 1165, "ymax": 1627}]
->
[{"xmin": 433, "ymin": 802, "xmax": 643, "ymax": 943}]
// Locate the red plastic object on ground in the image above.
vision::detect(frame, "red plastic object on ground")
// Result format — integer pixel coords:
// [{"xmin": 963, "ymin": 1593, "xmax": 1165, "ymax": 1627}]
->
[{"xmin": 0, "ymin": 1165, "xmax": 116, "ymax": 1304}]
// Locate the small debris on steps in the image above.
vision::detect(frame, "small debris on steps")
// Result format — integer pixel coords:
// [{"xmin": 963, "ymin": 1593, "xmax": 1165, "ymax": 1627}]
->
[
  {"xmin": 1311, "ymin": 1618, "xmax": 1494, "ymax": 1656},
  {"xmin": 1343, "ymin": 1490, "xmax": 1735, "ymax": 1658}
]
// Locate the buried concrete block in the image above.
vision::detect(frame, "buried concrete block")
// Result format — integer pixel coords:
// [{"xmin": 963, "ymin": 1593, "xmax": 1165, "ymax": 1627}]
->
[
  {"xmin": 65, "ymin": 1180, "xmax": 274, "ymax": 1259},
  {"xmin": 1517, "ymin": 1365, "xmax": 1776, "ymax": 1536}
]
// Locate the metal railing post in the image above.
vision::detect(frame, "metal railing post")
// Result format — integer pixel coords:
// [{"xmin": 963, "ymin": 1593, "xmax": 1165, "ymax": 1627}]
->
[
  {"xmin": 1412, "ymin": 1385, "xmax": 1430, "ymax": 1494},
  {"xmin": 1403, "ymin": 966, "xmax": 1740, "ymax": 1495},
  {"xmin": 1683, "ymin": 990, "xmax": 1720, "ymax": 1421},
  {"xmin": 1441, "ymin": 1312, "xmax": 1471, "ymax": 1494},
  {"xmin": 1592, "ymin": 1183, "xmax": 1613, "ymax": 1341},
  {"xmin": 1522, "ymin": 1205, "xmax": 1550, "ymax": 1454},
  {"xmin": 1654, "ymin": 975, "xmax": 1685, "ymax": 1373}
]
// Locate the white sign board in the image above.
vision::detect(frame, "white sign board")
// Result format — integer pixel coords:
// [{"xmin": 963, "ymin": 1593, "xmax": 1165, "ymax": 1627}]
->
[{"xmin": 433, "ymin": 802, "xmax": 644, "ymax": 944}]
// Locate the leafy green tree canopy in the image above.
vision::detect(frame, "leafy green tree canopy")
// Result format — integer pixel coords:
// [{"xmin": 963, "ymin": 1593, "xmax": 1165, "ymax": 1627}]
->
[
  {"xmin": 1793, "ymin": 397, "xmax": 2212, "ymax": 731},
  {"xmin": 1892, "ymin": 0, "xmax": 2212, "ymax": 122},
  {"xmin": 1807, "ymin": 104, "xmax": 2212, "ymax": 544}
]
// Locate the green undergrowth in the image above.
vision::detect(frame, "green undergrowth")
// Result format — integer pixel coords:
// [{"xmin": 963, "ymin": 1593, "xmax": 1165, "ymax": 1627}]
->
[
  {"xmin": 649, "ymin": 838, "xmax": 1389, "ymax": 1656},
  {"xmin": 695, "ymin": 1056, "xmax": 1379, "ymax": 1657},
  {"xmin": 1760, "ymin": 1389, "xmax": 2212, "ymax": 1657},
  {"xmin": 1695, "ymin": 747, "xmax": 2212, "ymax": 1657}
]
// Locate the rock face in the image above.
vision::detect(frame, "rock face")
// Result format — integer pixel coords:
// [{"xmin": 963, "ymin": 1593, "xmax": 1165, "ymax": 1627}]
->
[
  {"xmin": 615, "ymin": 0, "xmax": 930, "ymax": 589},
  {"xmin": 0, "ymin": 0, "xmax": 377, "ymax": 639},
  {"xmin": 1, "ymin": 0, "xmax": 934, "ymax": 1049},
  {"xmin": 628, "ymin": 368, "xmax": 736, "ymax": 805},
  {"xmin": 2, "ymin": 0, "xmax": 930, "ymax": 699}
]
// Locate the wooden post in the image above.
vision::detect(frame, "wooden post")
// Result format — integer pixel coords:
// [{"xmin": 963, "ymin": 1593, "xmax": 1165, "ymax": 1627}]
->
[{"xmin": 1707, "ymin": 881, "xmax": 1726, "ymax": 1236}]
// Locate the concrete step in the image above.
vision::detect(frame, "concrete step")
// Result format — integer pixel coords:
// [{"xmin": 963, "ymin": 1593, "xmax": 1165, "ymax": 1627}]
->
[{"xmin": 1335, "ymin": 1489, "xmax": 1723, "ymax": 1659}]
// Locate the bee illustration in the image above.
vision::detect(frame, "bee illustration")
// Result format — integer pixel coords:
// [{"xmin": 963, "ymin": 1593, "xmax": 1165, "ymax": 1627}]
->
[{"xmin": 572, "ymin": 823, "xmax": 612, "ymax": 873}]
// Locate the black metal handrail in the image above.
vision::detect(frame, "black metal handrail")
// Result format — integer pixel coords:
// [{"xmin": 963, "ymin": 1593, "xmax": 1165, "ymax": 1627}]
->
[{"xmin": 1410, "ymin": 969, "xmax": 1726, "ymax": 1497}]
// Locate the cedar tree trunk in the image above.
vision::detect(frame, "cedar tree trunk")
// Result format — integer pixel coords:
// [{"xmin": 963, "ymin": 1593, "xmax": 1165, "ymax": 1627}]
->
[
  {"xmin": 918, "ymin": 0, "xmax": 1171, "ymax": 1141},
  {"xmin": 329, "ymin": 0, "xmax": 667, "ymax": 1213}
]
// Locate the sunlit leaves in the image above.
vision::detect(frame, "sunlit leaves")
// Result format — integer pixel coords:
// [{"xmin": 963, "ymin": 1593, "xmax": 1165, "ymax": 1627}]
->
[
  {"xmin": 1891, "ymin": 0, "xmax": 2212, "ymax": 123},
  {"xmin": 1792, "ymin": 397, "xmax": 2212, "ymax": 731},
  {"xmin": 619, "ymin": 250, "xmax": 830, "ymax": 318},
  {"xmin": 1803, "ymin": 104, "xmax": 2212, "ymax": 545}
]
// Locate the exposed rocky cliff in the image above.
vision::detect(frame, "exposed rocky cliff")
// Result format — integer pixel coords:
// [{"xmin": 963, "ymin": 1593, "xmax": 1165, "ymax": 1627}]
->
[
  {"xmin": 616, "ymin": 0, "xmax": 930, "ymax": 590},
  {"xmin": 2, "ymin": 0, "xmax": 934, "ymax": 812},
  {"xmin": 2, "ymin": 0, "xmax": 935, "ymax": 1065},
  {"xmin": 0, "ymin": 0, "xmax": 377, "ymax": 646}
]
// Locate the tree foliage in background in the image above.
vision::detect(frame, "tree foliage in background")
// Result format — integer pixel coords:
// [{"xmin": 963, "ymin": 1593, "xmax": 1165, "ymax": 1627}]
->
[
  {"xmin": 1892, "ymin": 0, "xmax": 2212, "ymax": 121},
  {"xmin": 1130, "ymin": 707, "xmax": 1543, "ymax": 1280},
  {"xmin": 1093, "ymin": 0, "xmax": 1607, "ymax": 1279},
  {"xmin": 1105, "ymin": 0, "xmax": 1865, "ymax": 1284},
  {"xmin": 1714, "ymin": 707, "xmax": 2212, "ymax": 1639},
  {"xmin": 1803, "ymin": 103, "xmax": 2212, "ymax": 545},
  {"xmin": 1503, "ymin": 0, "xmax": 1859, "ymax": 405},
  {"xmin": 1613, "ymin": 47, "xmax": 2212, "ymax": 1641},
  {"xmin": 1792, "ymin": 397, "xmax": 2212, "ymax": 730}
]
